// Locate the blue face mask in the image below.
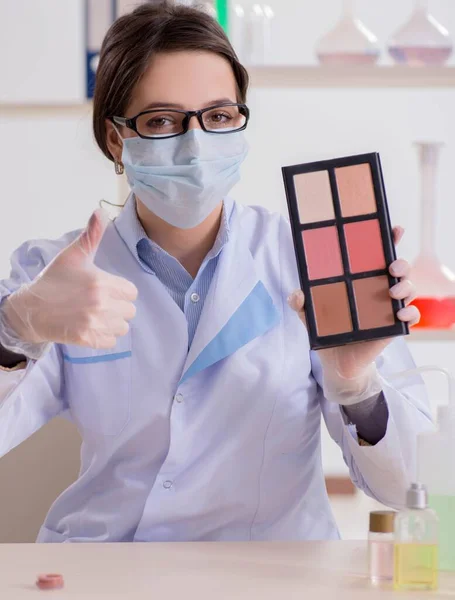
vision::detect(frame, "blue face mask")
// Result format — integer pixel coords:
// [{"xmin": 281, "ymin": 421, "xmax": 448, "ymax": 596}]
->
[{"xmin": 120, "ymin": 129, "xmax": 249, "ymax": 229}]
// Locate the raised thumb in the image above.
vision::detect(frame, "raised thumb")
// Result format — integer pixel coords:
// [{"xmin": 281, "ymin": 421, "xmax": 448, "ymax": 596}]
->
[{"xmin": 60, "ymin": 208, "xmax": 110, "ymax": 266}]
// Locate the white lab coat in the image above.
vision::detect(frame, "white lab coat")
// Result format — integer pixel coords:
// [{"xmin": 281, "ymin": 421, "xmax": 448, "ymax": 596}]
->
[{"xmin": 0, "ymin": 199, "xmax": 432, "ymax": 542}]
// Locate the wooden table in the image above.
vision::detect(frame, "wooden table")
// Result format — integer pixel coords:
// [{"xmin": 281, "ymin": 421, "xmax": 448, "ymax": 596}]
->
[{"xmin": 1, "ymin": 541, "xmax": 454, "ymax": 599}]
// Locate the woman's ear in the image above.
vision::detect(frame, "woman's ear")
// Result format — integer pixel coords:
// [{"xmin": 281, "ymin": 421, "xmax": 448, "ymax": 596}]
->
[{"xmin": 105, "ymin": 119, "xmax": 123, "ymax": 163}]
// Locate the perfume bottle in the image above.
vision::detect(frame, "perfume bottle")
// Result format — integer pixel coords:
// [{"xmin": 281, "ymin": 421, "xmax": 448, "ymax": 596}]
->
[
  {"xmin": 394, "ymin": 483, "xmax": 439, "ymax": 591},
  {"xmin": 200, "ymin": 1, "xmax": 217, "ymax": 19},
  {"xmin": 315, "ymin": 0, "xmax": 380, "ymax": 66},
  {"xmin": 368, "ymin": 511, "xmax": 396, "ymax": 585},
  {"xmin": 244, "ymin": 4, "xmax": 275, "ymax": 66},
  {"xmin": 388, "ymin": 0, "xmax": 453, "ymax": 66},
  {"xmin": 230, "ymin": 3, "xmax": 247, "ymax": 62},
  {"xmin": 418, "ymin": 406, "xmax": 455, "ymax": 571}
]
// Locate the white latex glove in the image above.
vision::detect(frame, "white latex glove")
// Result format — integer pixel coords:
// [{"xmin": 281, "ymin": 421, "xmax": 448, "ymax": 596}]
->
[
  {"xmin": 0, "ymin": 210, "xmax": 138, "ymax": 358},
  {"xmin": 288, "ymin": 226, "xmax": 420, "ymax": 405}
]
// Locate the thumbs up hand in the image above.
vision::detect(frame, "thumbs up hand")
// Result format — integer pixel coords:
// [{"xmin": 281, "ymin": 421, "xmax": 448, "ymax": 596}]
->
[{"xmin": 1, "ymin": 210, "xmax": 138, "ymax": 350}]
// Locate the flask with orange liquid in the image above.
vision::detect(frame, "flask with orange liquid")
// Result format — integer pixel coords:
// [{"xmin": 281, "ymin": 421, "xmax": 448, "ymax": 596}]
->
[{"xmin": 410, "ymin": 142, "xmax": 455, "ymax": 329}]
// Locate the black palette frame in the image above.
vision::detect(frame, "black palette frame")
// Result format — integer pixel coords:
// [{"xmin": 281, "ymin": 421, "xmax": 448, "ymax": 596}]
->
[{"xmin": 282, "ymin": 152, "xmax": 409, "ymax": 350}]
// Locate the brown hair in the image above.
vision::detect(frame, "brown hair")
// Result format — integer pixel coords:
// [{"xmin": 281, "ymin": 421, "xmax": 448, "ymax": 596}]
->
[{"xmin": 93, "ymin": 1, "xmax": 249, "ymax": 161}]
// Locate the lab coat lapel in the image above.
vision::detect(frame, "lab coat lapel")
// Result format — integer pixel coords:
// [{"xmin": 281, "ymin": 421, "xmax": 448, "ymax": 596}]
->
[{"xmin": 180, "ymin": 205, "xmax": 280, "ymax": 384}]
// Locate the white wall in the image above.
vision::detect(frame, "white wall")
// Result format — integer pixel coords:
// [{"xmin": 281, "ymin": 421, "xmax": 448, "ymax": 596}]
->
[
  {"xmin": 1, "ymin": 0, "xmax": 455, "ymax": 539},
  {"xmin": 0, "ymin": 0, "xmax": 85, "ymax": 105}
]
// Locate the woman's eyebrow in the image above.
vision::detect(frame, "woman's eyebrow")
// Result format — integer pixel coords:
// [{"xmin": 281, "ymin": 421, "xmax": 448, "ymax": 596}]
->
[{"xmin": 139, "ymin": 98, "xmax": 236, "ymax": 111}]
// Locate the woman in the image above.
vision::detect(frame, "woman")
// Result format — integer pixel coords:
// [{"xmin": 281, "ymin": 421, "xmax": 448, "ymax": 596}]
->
[{"xmin": 0, "ymin": 3, "xmax": 429, "ymax": 543}]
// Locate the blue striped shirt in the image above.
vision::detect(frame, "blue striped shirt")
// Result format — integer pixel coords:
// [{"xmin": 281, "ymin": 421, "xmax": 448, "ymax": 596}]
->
[{"xmin": 117, "ymin": 196, "xmax": 233, "ymax": 346}]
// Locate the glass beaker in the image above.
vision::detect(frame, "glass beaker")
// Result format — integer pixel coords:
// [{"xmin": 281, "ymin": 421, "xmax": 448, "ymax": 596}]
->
[
  {"xmin": 388, "ymin": 0, "xmax": 453, "ymax": 66},
  {"xmin": 410, "ymin": 142, "xmax": 455, "ymax": 329},
  {"xmin": 315, "ymin": 0, "xmax": 380, "ymax": 66}
]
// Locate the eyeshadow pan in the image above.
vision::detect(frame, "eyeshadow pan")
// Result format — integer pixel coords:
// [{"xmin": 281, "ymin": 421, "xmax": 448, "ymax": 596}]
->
[
  {"xmin": 335, "ymin": 164, "xmax": 377, "ymax": 217},
  {"xmin": 294, "ymin": 171, "xmax": 335, "ymax": 224},
  {"xmin": 311, "ymin": 283, "xmax": 353, "ymax": 337},
  {"xmin": 344, "ymin": 220, "xmax": 386, "ymax": 274},
  {"xmin": 302, "ymin": 227, "xmax": 343, "ymax": 280},
  {"xmin": 353, "ymin": 276, "xmax": 395, "ymax": 330}
]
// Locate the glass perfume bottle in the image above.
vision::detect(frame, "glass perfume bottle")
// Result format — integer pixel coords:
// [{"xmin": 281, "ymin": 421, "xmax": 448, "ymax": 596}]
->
[
  {"xmin": 315, "ymin": 0, "xmax": 380, "ymax": 66},
  {"xmin": 388, "ymin": 0, "xmax": 453, "ymax": 66},
  {"xmin": 394, "ymin": 483, "xmax": 439, "ymax": 591},
  {"xmin": 410, "ymin": 142, "xmax": 455, "ymax": 329},
  {"xmin": 244, "ymin": 4, "xmax": 274, "ymax": 66},
  {"xmin": 230, "ymin": 3, "xmax": 247, "ymax": 62},
  {"xmin": 418, "ymin": 406, "xmax": 455, "ymax": 571},
  {"xmin": 368, "ymin": 511, "xmax": 396, "ymax": 585},
  {"xmin": 202, "ymin": 1, "xmax": 217, "ymax": 19}
]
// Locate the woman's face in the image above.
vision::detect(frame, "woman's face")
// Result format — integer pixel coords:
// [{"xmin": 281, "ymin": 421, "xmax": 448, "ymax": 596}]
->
[{"xmin": 106, "ymin": 50, "xmax": 239, "ymax": 160}]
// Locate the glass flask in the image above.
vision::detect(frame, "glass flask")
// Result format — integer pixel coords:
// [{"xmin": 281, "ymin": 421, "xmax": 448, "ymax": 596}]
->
[
  {"xmin": 410, "ymin": 142, "xmax": 455, "ymax": 329},
  {"xmin": 388, "ymin": 0, "xmax": 453, "ymax": 66},
  {"xmin": 315, "ymin": 0, "xmax": 380, "ymax": 66}
]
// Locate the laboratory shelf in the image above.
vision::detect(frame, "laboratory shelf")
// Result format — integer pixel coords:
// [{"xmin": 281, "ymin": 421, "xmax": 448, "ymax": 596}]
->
[
  {"xmin": 248, "ymin": 65, "xmax": 455, "ymax": 88},
  {"xmin": 0, "ymin": 103, "xmax": 91, "ymax": 113},
  {"xmin": 2, "ymin": 66, "xmax": 455, "ymax": 112},
  {"xmin": 409, "ymin": 329, "xmax": 455, "ymax": 342}
]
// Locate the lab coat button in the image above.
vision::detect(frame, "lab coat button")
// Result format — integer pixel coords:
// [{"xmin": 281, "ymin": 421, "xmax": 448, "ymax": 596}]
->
[
  {"xmin": 190, "ymin": 292, "xmax": 200, "ymax": 303},
  {"xmin": 163, "ymin": 480, "xmax": 173, "ymax": 489},
  {"xmin": 175, "ymin": 393, "xmax": 184, "ymax": 403}
]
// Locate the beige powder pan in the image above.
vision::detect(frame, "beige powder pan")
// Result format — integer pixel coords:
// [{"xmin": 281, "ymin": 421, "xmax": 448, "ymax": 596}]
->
[{"xmin": 295, "ymin": 171, "xmax": 334, "ymax": 224}]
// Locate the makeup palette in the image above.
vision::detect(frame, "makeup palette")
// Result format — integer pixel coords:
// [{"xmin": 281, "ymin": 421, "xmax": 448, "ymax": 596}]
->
[{"xmin": 283, "ymin": 153, "xmax": 409, "ymax": 350}]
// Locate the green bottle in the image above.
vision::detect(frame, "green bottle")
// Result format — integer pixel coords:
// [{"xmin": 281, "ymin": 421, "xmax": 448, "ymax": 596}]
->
[
  {"xmin": 215, "ymin": 0, "xmax": 229, "ymax": 33},
  {"xmin": 418, "ymin": 406, "xmax": 455, "ymax": 571}
]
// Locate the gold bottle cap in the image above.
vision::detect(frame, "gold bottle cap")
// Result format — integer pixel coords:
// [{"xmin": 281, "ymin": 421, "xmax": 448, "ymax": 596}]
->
[{"xmin": 369, "ymin": 510, "xmax": 396, "ymax": 533}]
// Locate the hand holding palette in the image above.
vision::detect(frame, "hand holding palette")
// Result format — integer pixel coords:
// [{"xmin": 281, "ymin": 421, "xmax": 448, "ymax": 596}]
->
[{"xmin": 283, "ymin": 153, "xmax": 409, "ymax": 350}]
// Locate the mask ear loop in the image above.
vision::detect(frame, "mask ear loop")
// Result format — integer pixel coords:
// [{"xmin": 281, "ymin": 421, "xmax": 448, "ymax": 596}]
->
[
  {"xmin": 97, "ymin": 198, "xmax": 126, "ymax": 222},
  {"xmin": 100, "ymin": 122, "xmax": 129, "ymax": 216},
  {"xmin": 111, "ymin": 122, "xmax": 125, "ymax": 176},
  {"xmin": 99, "ymin": 198, "xmax": 125, "ymax": 210},
  {"xmin": 111, "ymin": 121, "xmax": 124, "ymax": 141}
]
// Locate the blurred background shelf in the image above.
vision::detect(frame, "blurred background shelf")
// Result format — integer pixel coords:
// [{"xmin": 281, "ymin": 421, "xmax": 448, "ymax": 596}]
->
[
  {"xmin": 0, "ymin": 103, "xmax": 92, "ymax": 113},
  {"xmin": 410, "ymin": 329, "xmax": 455, "ymax": 341},
  {"xmin": 249, "ymin": 65, "xmax": 455, "ymax": 88},
  {"xmin": 3, "ymin": 66, "xmax": 455, "ymax": 113}
]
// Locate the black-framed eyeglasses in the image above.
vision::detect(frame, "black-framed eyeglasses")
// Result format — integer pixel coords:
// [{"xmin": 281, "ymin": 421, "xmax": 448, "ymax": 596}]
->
[{"xmin": 110, "ymin": 103, "xmax": 249, "ymax": 140}]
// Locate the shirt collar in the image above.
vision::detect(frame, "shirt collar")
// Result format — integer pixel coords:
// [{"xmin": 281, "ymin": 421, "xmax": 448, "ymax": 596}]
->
[{"xmin": 114, "ymin": 194, "xmax": 234, "ymax": 271}]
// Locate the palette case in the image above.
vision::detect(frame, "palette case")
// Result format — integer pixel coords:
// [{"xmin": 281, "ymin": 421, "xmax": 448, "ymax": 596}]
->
[{"xmin": 282, "ymin": 152, "xmax": 409, "ymax": 350}]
